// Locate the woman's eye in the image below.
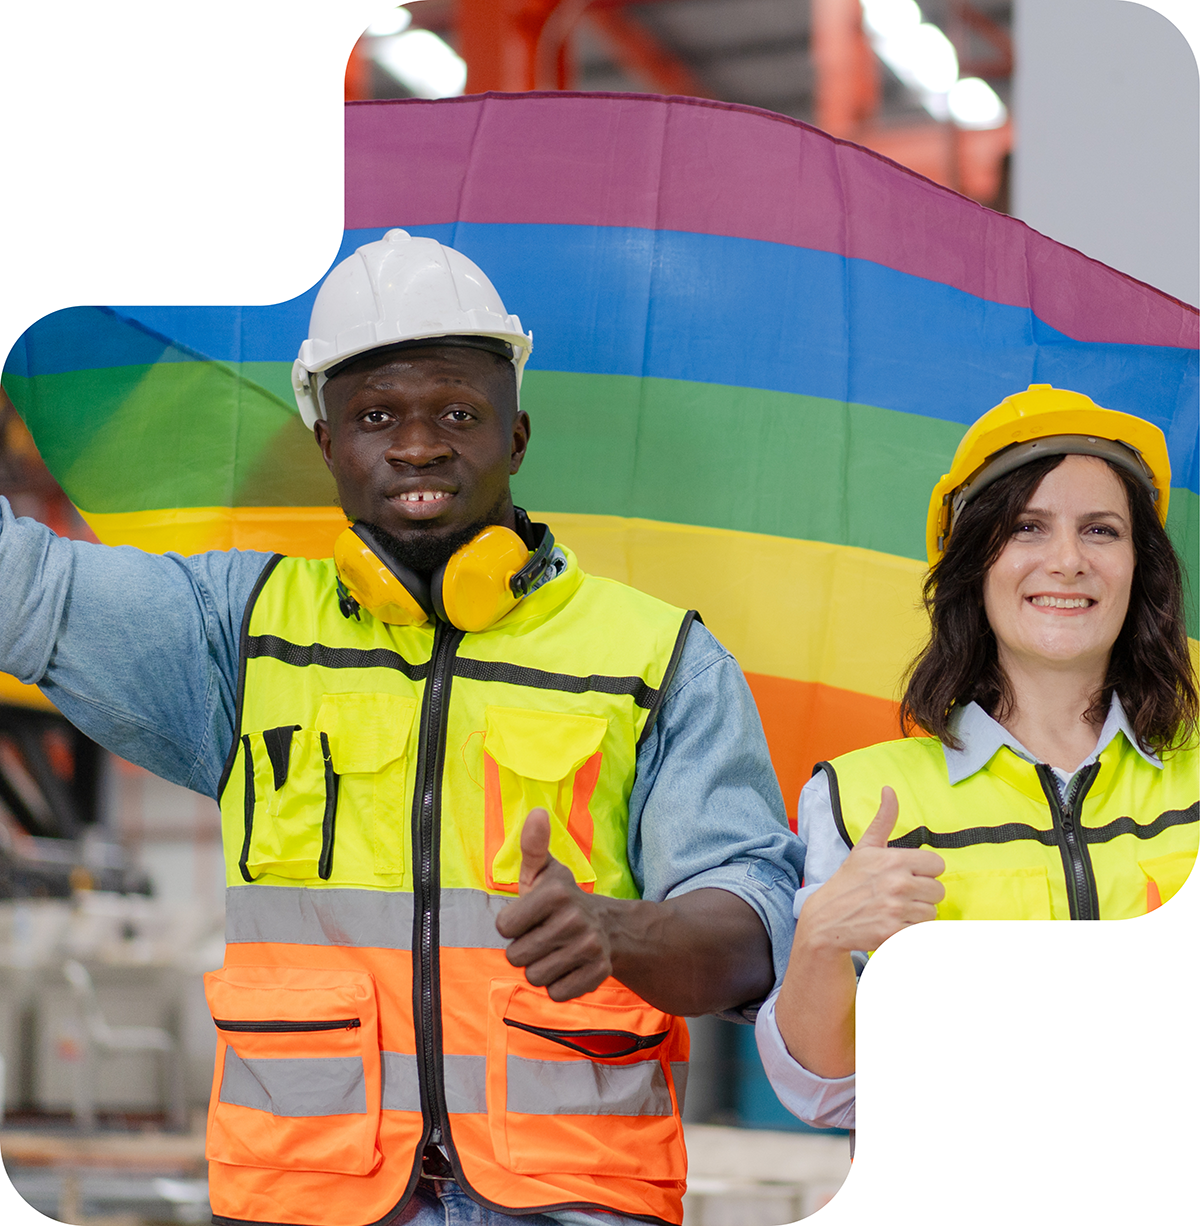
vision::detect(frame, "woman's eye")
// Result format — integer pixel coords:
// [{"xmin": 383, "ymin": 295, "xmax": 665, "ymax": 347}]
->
[{"xmin": 1013, "ymin": 521, "xmax": 1039, "ymax": 535}]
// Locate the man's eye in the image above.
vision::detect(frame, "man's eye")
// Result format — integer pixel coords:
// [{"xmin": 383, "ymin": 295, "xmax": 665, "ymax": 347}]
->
[
  {"xmin": 444, "ymin": 408, "xmax": 475, "ymax": 422},
  {"xmin": 362, "ymin": 410, "xmax": 392, "ymax": 424}
]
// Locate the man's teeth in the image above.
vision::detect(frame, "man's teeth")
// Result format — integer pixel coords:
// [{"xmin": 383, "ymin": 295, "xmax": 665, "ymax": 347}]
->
[
  {"xmin": 1030, "ymin": 596, "xmax": 1093, "ymax": 608},
  {"xmin": 399, "ymin": 491, "xmax": 450, "ymax": 503}
]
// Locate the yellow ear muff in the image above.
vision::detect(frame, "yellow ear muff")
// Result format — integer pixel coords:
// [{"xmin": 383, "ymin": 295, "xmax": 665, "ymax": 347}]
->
[
  {"xmin": 433, "ymin": 525, "xmax": 531, "ymax": 633},
  {"xmin": 333, "ymin": 526, "xmax": 432, "ymax": 626}
]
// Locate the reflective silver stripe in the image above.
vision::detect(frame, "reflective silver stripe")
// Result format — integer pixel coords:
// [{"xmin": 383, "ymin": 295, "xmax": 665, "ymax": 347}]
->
[
  {"xmin": 670, "ymin": 1061, "xmax": 688, "ymax": 1111},
  {"xmin": 225, "ymin": 886, "xmax": 508, "ymax": 949},
  {"xmin": 380, "ymin": 1051, "xmax": 420, "ymax": 1112},
  {"xmin": 225, "ymin": 885, "xmax": 414, "ymax": 948},
  {"xmin": 219, "ymin": 1049, "xmax": 366, "ymax": 1116},
  {"xmin": 506, "ymin": 1056, "xmax": 673, "ymax": 1117},
  {"xmin": 444, "ymin": 1054, "xmax": 489, "ymax": 1114},
  {"xmin": 440, "ymin": 890, "xmax": 510, "ymax": 949},
  {"xmin": 380, "ymin": 1052, "xmax": 488, "ymax": 1113}
]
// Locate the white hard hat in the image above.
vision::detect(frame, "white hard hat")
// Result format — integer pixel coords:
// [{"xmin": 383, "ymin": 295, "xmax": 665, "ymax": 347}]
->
[{"xmin": 292, "ymin": 229, "xmax": 534, "ymax": 428}]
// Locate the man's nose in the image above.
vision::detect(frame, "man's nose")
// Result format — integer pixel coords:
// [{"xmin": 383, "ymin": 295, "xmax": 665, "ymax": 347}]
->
[{"xmin": 386, "ymin": 416, "xmax": 452, "ymax": 466}]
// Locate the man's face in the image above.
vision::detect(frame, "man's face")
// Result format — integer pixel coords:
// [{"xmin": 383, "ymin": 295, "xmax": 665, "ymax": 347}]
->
[{"xmin": 315, "ymin": 346, "xmax": 531, "ymax": 568}]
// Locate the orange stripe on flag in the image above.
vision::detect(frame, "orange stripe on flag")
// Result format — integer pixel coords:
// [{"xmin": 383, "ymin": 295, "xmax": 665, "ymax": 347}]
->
[{"xmin": 744, "ymin": 673, "xmax": 922, "ymax": 831}]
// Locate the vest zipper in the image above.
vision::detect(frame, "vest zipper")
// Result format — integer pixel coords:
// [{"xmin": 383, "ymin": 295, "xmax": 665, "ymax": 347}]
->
[
  {"xmin": 410, "ymin": 619, "xmax": 464, "ymax": 1170},
  {"xmin": 1035, "ymin": 761, "xmax": 1102, "ymax": 920},
  {"xmin": 213, "ymin": 1018, "xmax": 361, "ymax": 1033}
]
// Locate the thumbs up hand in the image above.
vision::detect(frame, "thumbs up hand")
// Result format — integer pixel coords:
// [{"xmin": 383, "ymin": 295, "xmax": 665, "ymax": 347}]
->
[
  {"xmin": 496, "ymin": 808, "xmax": 614, "ymax": 1001},
  {"xmin": 798, "ymin": 787, "xmax": 946, "ymax": 956},
  {"xmin": 517, "ymin": 806, "xmax": 553, "ymax": 894}
]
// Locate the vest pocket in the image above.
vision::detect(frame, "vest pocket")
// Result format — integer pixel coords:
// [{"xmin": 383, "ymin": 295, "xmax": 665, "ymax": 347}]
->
[
  {"xmin": 240, "ymin": 728, "xmax": 336, "ymax": 881},
  {"xmin": 483, "ymin": 706, "xmax": 608, "ymax": 893},
  {"xmin": 936, "ymin": 866, "xmax": 1055, "ymax": 920},
  {"xmin": 484, "ymin": 980, "xmax": 685, "ymax": 1178},
  {"xmin": 318, "ymin": 693, "xmax": 418, "ymax": 882},
  {"xmin": 203, "ymin": 965, "xmax": 382, "ymax": 1176},
  {"xmin": 1139, "ymin": 849, "xmax": 1195, "ymax": 911},
  {"xmin": 240, "ymin": 694, "xmax": 417, "ymax": 885}
]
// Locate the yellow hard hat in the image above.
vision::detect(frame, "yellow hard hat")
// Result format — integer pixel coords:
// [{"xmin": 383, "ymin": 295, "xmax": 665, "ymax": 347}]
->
[{"xmin": 926, "ymin": 384, "xmax": 1171, "ymax": 565}]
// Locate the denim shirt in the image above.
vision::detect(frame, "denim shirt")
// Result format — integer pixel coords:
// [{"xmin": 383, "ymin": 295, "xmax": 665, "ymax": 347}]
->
[
  {"xmin": 754, "ymin": 695, "xmax": 1158, "ymax": 1131},
  {"xmin": 0, "ymin": 497, "xmax": 802, "ymax": 980}
]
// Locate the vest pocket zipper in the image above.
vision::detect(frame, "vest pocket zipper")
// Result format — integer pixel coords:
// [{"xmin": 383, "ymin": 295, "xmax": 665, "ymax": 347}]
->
[
  {"xmin": 213, "ymin": 1017, "xmax": 362, "ymax": 1033},
  {"xmin": 503, "ymin": 1018, "xmax": 667, "ymax": 1059}
]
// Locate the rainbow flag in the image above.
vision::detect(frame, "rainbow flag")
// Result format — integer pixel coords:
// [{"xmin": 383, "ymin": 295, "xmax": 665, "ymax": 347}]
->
[{"xmin": 4, "ymin": 94, "xmax": 1197, "ymax": 820}]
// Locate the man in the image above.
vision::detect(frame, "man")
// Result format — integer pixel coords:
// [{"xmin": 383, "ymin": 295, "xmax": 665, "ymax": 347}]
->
[{"xmin": 0, "ymin": 231, "xmax": 802, "ymax": 1226}]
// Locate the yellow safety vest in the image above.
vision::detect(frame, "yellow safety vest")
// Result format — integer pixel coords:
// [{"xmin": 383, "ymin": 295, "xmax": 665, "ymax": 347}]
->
[
  {"xmin": 207, "ymin": 547, "xmax": 696, "ymax": 1226},
  {"xmin": 823, "ymin": 732, "xmax": 1198, "ymax": 921}
]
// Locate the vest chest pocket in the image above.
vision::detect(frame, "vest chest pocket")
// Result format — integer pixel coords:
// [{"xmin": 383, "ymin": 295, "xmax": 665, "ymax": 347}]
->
[
  {"xmin": 482, "ymin": 706, "xmax": 608, "ymax": 893},
  {"xmin": 936, "ymin": 866, "xmax": 1056, "ymax": 921},
  {"xmin": 239, "ymin": 694, "xmax": 417, "ymax": 885},
  {"xmin": 203, "ymin": 965, "xmax": 382, "ymax": 1176}
]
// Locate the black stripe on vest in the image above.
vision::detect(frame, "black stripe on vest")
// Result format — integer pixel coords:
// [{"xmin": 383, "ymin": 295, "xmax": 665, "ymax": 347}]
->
[
  {"xmin": 245, "ymin": 632, "xmax": 676, "ymax": 710},
  {"xmin": 884, "ymin": 803, "xmax": 1197, "ymax": 851},
  {"xmin": 246, "ymin": 634, "xmax": 431, "ymax": 681},
  {"xmin": 452, "ymin": 657, "xmax": 657, "ymax": 708}
]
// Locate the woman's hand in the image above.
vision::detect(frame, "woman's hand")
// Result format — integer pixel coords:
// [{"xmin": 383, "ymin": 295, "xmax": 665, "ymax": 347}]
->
[
  {"xmin": 774, "ymin": 788, "xmax": 945, "ymax": 1078},
  {"xmin": 799, "ymin": 787, "xmax": 946, "ymax": 956}
]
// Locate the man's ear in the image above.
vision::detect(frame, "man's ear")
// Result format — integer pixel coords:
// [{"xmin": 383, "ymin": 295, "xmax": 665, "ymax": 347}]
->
[
  {"xmin": 314, "ymin": 418, "xmax": 334, "ymax": 473},
  {"xmin": 510, "ymin": 410, "xmax": 531, "ymax": 475}
]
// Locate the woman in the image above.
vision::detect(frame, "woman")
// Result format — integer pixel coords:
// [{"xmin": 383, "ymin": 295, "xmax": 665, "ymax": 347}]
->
[{"xmin": 756, "ymin": 383, "xmax": 1198, "ymax": 1129}]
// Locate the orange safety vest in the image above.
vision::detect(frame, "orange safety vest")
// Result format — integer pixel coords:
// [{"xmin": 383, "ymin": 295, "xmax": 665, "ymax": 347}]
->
[{"xmin": 208, "ymin": 549, "xmax": 696, "ymax": 1225}]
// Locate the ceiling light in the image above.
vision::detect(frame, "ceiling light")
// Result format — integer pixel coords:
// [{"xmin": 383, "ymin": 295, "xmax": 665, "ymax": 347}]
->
[
  {"xmin": 365, "ymin": 7, "xmax": 413, "ymax": 38},
  {"xmin": 861, "ymin": 0, "xmax": 922, "ymax": 41},
  {"xmin": 373, "ymin": 29, "xmax": 467, "ymax": 99},
  {"xmin": 947, "ymin": 77, "xmax": 1008, "ymax": 129}
]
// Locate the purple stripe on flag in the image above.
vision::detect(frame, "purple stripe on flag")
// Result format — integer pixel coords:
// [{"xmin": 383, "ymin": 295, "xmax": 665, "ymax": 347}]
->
[{"xmin": 344, "ymin": 93, "xmax": 1197, "ymax": 351}]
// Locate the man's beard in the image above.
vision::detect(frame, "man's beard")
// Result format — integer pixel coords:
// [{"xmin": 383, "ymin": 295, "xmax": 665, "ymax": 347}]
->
[{"xmin": 356, "ymin": 497, "xmax": 509, "ymax": 575}]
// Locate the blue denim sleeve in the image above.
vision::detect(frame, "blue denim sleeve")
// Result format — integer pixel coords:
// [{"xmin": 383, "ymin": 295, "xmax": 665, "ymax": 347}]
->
[
  {"xmin": 0, "ymin": 497, "xmax": 272, "ymax": 798},
  {"xmin": 628, "ymin": 622, "xmax": 805, "ymax": 1000}
]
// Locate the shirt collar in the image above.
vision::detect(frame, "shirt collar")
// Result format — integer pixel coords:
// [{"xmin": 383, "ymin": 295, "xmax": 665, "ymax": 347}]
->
[{"xmin": 942, "ymin": 693, "xmax": 1161, "ymax": 785}]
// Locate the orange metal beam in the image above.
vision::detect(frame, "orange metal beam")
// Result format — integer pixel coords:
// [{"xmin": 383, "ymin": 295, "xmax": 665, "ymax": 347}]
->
[
  {"xmin": 458, "ymin": 0, "xmax": 569, "ymax": 93},
  {"xmin": 811, "ymin": 0, "xmax": 880, "ymax": 137}
]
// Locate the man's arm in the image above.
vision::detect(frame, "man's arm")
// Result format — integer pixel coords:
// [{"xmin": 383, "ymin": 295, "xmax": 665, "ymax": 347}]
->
[
  {"xmin": 496, "ymin": 623, "xmax": 804, "ymax": 1016},
  {"xmin": 497, "ymin": 809, "xmax": 774, "ymax": 1013},
  {"xmin": 0, "ymin": 497, "xmax": 271, "ymax": 796}
]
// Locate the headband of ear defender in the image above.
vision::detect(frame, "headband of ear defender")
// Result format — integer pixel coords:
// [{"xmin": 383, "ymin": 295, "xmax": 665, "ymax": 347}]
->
[{"xmin": 333, "ymin": 512, "xmax": 556, "ymax": 633}]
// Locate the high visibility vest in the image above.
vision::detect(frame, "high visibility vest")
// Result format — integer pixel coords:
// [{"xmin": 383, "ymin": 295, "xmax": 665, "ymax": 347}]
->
[
  {"xmin": 207, "ymin": 548, "xmax": 696, "ymax": 1226},
  {"xmin": 822, "ymin": 732, "xmax": 1198, "ymax": 921}
]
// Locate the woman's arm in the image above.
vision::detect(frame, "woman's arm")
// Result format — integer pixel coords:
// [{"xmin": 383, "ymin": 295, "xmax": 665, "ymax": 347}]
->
[{"xmin": 775, "ymin": 788, "xmax": 946, "ymax": 1077}]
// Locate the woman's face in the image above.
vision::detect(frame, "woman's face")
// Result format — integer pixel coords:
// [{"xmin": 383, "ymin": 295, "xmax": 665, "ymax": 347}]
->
[{"xmin": 982, "ymin": 455, "xmax": 1136, "ymax": 677}]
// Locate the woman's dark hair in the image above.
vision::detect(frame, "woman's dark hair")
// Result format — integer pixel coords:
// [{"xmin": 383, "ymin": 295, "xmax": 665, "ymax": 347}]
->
[{"xmin": 900, "ymin": 453, "xmax": 1198, "ymax": 753}]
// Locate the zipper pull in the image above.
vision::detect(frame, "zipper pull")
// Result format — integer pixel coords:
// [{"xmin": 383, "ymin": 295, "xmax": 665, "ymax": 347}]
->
[{"xmin": 429, "ymin": 1127, "xmax": 442, "ymax": 1145}]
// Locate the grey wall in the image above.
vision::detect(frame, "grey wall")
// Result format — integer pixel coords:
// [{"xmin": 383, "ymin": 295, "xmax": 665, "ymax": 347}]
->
[{"xmin": 1013, "ymin": 0, "xmax": 1199, "ymax": 305}]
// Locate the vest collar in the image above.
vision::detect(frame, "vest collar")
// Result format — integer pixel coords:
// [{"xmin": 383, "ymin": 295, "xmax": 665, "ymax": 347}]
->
[{"xmin": 943, "ymin": 694, "xmax": 1161, "ymax": 787}]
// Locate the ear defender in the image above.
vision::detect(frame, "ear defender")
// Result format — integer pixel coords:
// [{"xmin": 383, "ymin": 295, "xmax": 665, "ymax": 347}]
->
[
  {"xmin": 333, "ymin": 524, "xmax": 433, "ymax": 626},
  {"xmin": 432, "ymin": 522, "xmax": 555, "ymax": 632},
  {"xmin": 333, "ymin": 519, "xmax": 556, "ymax": 632}
]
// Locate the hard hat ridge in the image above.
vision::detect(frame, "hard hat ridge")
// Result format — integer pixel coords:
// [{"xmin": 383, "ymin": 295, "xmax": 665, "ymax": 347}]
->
[{"xmin": 292, "ymin": 229, "xmax": 534, "ymax": 428}]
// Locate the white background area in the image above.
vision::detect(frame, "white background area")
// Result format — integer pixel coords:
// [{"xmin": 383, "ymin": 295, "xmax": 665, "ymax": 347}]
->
[
  {"xmin": 1014, "ymin": 0, "xmax": 1200, "ymax": 305},
  {"xmin": 0, "ymin": 2, "xmax": 1197, "ymax": 1224}
]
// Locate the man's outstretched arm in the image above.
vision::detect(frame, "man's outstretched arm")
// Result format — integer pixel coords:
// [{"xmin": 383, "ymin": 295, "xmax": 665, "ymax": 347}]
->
[{"xmin": 497, "ymin": 809, "xmax": 775, "ymax": 1015}]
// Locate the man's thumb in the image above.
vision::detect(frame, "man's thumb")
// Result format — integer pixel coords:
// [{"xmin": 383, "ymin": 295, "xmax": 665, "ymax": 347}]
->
[
  {"xmin": 518, "ymin": 808, "xmax": 552, "ymax": 894},
  {"xmin": 857, "ymin": 786, "xmax": 899, "ymax": 849}
]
